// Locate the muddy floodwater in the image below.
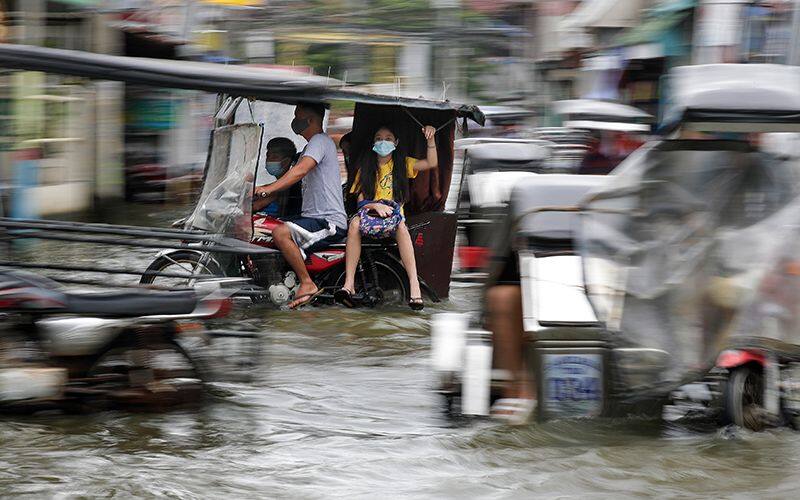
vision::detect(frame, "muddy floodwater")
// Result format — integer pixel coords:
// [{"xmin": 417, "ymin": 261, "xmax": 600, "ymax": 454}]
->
[{"xmin": 2, "ymin": 203, "xmax": 800, "ymax": 498}]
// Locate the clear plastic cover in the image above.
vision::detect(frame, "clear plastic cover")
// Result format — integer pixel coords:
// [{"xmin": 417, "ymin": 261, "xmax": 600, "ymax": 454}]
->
[
  {"xmin": 185, "ymin": 124, "xmax": 262, "ymax": 241},
  {"xmin": 578, "ymin": 139, "xmax": 800, "ymax": 391}
]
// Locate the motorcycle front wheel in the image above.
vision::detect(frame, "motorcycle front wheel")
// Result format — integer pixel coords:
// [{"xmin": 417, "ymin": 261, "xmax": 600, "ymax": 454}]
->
[{"xmin": 140, "ymin": 251, "xmax": 221, "ymax": 289}]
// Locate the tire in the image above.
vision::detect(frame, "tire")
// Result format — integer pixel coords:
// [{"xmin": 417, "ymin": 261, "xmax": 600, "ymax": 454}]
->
[
  {"xmin": 722, "ymin": 365, "xmax": 765, "ymax": 431},
  {"xmin": 87, "ymin": 339, "xmax": 204, "ymax": 410},
  {"xmin": 333, "ymin": 257, "xmax": 408, "ymax": 306},
  {"xmin": 140, "ymin": 251, "xmax": 221, "ymax": 288}
]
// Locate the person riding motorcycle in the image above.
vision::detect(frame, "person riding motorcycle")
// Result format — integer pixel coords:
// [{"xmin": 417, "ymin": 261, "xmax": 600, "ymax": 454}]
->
[{"xmin": 253, "ymin": 102, "xmax": 348, "ymax": 308}]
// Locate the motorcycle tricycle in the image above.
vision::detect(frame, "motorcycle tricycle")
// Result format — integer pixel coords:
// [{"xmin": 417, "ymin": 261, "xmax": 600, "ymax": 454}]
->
[
  {"xmin": 433, "ymin": 63, "xmax": 800, "ymax": 429},
  {"xmin": 0, "ymin": 43, "xmax": 484, "ymax": 308},
  {"xmin": 128, "ymin": 85, "xmax": 485, "ymax": 307}
]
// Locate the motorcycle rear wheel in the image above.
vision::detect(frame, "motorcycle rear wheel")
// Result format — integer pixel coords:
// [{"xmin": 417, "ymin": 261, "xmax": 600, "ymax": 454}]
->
[
  {"xmin": 333, "ymin": 258, "xmax": 408, "ymax": 307},
  {"xmin": 722, "ymin": 365, "xmax": 766, "ymax": 431}
]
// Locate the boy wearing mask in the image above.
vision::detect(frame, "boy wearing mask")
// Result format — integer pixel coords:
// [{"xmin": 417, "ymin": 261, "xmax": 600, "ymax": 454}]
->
[{"xmin": 253, "ymin": 137, "xmax": 298, "ymax": 216}]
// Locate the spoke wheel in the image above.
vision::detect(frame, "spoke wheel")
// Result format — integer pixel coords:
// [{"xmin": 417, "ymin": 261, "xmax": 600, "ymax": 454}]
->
[
  {"xmin": 723, "ymin": 365, "xmax": 766, "ymax": 431},
  {"xmin": 334, "ymin": 259, "xmax": 408, "ymax": 307},
  {"xmin": 140, "ymin": 251, "xmax": 220, "ymax": 289}
]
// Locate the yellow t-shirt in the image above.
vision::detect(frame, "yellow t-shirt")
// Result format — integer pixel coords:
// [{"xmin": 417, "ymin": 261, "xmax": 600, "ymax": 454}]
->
[{"xmin": 350, "ymin": 157, "xmax": 418, "ymax": 201}]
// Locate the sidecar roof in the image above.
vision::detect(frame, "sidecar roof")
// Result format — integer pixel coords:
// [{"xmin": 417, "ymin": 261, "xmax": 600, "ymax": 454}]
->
[
  {"xmin": 510, "ymin": 174, "xmax": 607, "ymax": 241},
  {"xmin": 662, "ymin": 64, "xmax": 800, "ymax": 133}
]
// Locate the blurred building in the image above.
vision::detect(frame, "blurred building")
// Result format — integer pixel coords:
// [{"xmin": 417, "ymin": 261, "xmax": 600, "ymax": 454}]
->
[
  {"xmin": 536, "ymin": 0, "xmax": 797, "ymax": 123},
  {"xmin": 246, "ymin": 1, "xmax": 536, "ymax": 104},
  {"xmin": 1, "ymin": 0, "xmax": 798, "ymax": 215},
  {"xmin": 0, "ymin": 0, "xmax": 257, "ymax": 215}
]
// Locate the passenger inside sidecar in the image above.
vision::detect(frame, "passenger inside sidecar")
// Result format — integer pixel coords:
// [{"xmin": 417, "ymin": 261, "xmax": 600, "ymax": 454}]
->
[{"xmin": 253, "ymin": 137, "xmax": 302, "ymax": 218}]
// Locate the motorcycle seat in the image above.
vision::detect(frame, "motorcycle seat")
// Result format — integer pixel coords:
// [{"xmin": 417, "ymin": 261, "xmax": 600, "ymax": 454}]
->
[{"xmin": 64, "ymin": 290, "xmax": 198, "ymax": 317}]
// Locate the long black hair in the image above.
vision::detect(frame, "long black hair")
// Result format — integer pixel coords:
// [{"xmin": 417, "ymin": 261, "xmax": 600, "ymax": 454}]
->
[{"xmin": 356, "ymin": 124, "xmax": 410, "ymax": 204}]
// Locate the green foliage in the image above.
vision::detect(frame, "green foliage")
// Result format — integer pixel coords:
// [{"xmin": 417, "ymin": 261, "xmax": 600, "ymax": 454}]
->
[{"xmin": 304, "ymin": 44, "xmax": 344, "ymax": 78}]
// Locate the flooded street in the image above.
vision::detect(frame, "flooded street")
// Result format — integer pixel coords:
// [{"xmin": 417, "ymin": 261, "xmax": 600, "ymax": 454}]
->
[{"xmin": 3, "ymin": 204, "xmax": 800, "ymax": 498}]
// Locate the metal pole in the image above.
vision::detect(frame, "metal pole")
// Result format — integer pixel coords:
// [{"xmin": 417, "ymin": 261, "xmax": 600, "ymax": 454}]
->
[{"xmin": 789, "ymin": 0, "xmax": 800, "ymax": 65}]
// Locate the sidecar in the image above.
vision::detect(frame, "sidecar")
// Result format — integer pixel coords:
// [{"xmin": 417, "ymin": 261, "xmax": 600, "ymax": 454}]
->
[
  {"xmin": 432, "ymin": 173, "xmax": 670, "ymax": 420},
  {"xmin": 452, "ymin": 140, "xmax": 551, "ymax": 280}
]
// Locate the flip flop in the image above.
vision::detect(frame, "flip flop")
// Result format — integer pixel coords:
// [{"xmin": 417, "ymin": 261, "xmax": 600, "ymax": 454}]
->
[
  {"xmin": 408, "ymin": 297, "xmax": 424, "ymax": 311},
  {"xmin": 289, "ymin": 288, "xmax": 324, "ymax": 309},
  {"xmin": 334, "ymin": 288, "xmax": 356, "ymax": 308},
  {"xmin": 490, "ymin": 398, "xmax": 536, "ymax": 426}
]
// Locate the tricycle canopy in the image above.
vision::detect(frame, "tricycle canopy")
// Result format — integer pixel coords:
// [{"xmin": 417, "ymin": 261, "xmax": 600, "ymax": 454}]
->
[
  {"xmin": 661, "ymin": 64, "xmax": 800, "ymax": 133},
  {"xmin": 0, "ymin": 44, "xmax": 484, "ymax": 124},
  {"xmin": 553, "ymin": 99, "xmax": 652, "ymax": 134},
  {"xmin": 553, "ymin": 99, "xmax": 652, "ymax": 121}
]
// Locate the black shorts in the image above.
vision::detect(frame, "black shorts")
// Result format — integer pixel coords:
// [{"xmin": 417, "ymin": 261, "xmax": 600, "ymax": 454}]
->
[{"xmin": 281, "ymin": 216, "xmax": 347, "ymax": 252}]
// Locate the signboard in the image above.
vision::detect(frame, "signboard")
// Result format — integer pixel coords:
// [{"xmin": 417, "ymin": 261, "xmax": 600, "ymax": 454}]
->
[{"xmin": 542, "ymin": 353, "xmax": 604, "ymax": 418}]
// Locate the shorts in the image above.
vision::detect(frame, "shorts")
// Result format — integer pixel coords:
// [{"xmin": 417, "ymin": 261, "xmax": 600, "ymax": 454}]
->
[{"xmin": 281, "ymin": 216, "xmax": 347, "ymax": 253}]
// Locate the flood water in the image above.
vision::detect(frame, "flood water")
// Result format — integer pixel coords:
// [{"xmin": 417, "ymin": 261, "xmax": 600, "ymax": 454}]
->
[{"xmin": 3, "ymin": 203, "xmax": 800, "ymax": 498}]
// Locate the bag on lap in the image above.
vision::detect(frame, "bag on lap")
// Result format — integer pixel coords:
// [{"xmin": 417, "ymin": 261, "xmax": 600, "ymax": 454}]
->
[{"xmin": 358, "ymin": 199, "xmax": 402, "ymax": 239}]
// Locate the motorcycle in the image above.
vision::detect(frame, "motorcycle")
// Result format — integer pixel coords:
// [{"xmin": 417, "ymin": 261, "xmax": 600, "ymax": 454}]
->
[
  {"xmin": 141, "ymin": 212, "xmax": 415, "ymax": 308},
  {"xmin": 577, "ymin": 63, "xmax": 800, "ymax": 430},
  {"xmin": 0, "ymin": 269, "xmax": 233, "ymax": 413},
  {"xmin": 137, "ymin": 100, "xmax": 481, "ymax": 307},
  {"xmin": 433, "ymin": 63, "xmax": 800, "ymax": 430}
]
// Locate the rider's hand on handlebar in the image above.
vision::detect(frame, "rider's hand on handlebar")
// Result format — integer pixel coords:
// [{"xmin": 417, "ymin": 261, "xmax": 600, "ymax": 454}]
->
[{"xmin": 254, "ymin": 186, "xmax": 271, "ymax": 199}]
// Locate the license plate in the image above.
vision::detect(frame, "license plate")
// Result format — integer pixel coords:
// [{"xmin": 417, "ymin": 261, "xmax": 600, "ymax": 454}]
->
[{"xmin": 543, "ymin": 354, "xmax": 603, "ymax": 418}]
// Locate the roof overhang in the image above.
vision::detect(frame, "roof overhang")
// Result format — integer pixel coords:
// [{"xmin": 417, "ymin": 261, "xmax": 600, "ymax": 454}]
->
[
  {"xmin": 564, "ymin": 120, "xmax": 651, "ymax": 132},
  {"xmin": 553, "ymin": 99, "xmax": 652, "ymax": 120}
]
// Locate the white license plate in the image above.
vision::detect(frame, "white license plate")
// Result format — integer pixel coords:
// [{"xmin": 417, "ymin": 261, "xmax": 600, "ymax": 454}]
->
[{"xmin": 543, "ymin": 353, "xmax": 603, "ymax": 417}]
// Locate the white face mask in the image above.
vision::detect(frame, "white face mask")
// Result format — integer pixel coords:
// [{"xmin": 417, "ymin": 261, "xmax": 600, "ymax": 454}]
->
[{"xmin": 373, "ymin": 140, "xmax": 396, "ymax": 157}]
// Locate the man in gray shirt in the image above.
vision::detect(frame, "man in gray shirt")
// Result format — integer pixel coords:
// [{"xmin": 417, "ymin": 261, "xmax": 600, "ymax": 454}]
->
[{"xmin": 254, "ymin": 102, "xmax": 347, "ymax": 308}]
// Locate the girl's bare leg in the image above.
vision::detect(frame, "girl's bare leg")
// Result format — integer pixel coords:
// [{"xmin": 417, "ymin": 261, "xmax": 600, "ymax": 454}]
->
[
  {"xmin": 395, "ymin": 222, "xmax": 422, "ymax": 299},
  {"xmin": 341, "ymin": 216, "xmax": 361, "ymax": 293}
]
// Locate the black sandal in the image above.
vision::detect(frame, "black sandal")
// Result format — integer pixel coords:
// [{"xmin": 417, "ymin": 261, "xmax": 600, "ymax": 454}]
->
[
  {"xmin": 408, "ymin": 297, "xmax": 424, "ymax": 311},
  {"xmin": 334, "ymin": 288, "xmax": 356, "ymax": 308}
]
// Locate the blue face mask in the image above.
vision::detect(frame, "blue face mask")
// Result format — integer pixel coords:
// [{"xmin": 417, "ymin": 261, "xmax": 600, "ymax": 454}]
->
[
  {"xmin": 372, "ymin": 140, "xmax": 396, "ymax": 157},
  {"xmin": 265, "ymin": 161, "xmax": 284, "ymax": 177}
]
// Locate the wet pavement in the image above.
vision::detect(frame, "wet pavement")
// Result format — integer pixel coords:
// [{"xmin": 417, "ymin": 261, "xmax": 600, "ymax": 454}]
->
[{"xmin": 2, "ymin": 203, "xmax": 800, "ymax": 498}]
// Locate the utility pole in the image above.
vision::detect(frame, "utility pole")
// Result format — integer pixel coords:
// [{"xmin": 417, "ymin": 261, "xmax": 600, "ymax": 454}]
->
[
  {"xmin": 691, "ymin": 0, "xmax": 750, "ymax": 64},
  {"xmin": 432, "ymin": 0, "xmax": 463, "ymax": 100},
  {"xmin": 789, "ymin": 0, "xmax": 800, "ymax": 65}
]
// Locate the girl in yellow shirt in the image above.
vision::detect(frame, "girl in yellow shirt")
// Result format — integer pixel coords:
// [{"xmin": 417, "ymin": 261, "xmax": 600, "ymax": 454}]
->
[{"xmin": 336, "ymin": 123, "xmax": 438, "ymax": 310}]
